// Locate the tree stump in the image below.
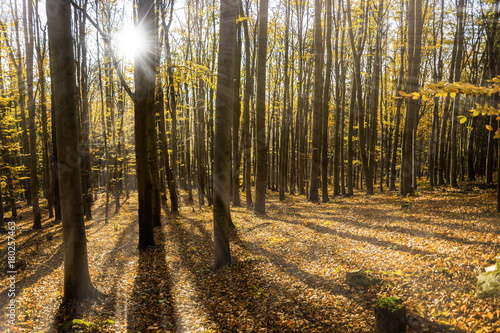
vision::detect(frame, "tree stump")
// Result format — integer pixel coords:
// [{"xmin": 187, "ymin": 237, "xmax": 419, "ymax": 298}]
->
[{"xmin": 374, "ymin": 297, "xmax": 406, "ymax": 333}]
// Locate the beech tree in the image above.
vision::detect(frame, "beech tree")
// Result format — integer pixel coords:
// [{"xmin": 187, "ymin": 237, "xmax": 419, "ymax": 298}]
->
[
  {"xmin": 400, "ymin": 0, "xmax": 423, "ymax": 196},
  {"xmin": 134, "ymin": 0, "xmax": 159, "ymax": 249},
  {"xmin": 254, "ymin": 0, "xmax": 269, "ymax": 214},
  {"xmin": 308, "ymin": 0, "xmax": 323, "ymax": 202},
  {"xmin": 46, "ymin": 0, "xmax": 97, "ymax": 301},
  {"xmin": 213, "ymin": 0, "xmax": 237, "ymax": 268}
]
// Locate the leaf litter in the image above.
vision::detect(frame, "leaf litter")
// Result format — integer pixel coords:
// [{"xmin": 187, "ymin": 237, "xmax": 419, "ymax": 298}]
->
[{"xmin": 0, "ymin": 186, "xmax": 499, "ymax": 332}]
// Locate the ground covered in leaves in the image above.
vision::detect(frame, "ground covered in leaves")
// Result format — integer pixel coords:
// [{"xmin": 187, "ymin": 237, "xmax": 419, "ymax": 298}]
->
[{"xmin": 1, "ymin": 185, "xmax": 500, "ymax": 332}]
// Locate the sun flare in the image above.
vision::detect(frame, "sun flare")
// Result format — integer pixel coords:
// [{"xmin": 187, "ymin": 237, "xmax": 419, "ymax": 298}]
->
[{"xmin": 117, "ymin": 25, "xmax": 148, "ymax": 62}]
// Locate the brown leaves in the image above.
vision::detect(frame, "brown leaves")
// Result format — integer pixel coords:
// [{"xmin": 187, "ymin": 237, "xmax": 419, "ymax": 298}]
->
[{"xmin": 1, "ymin": 189, "xmax": 499, "ymax": 332}]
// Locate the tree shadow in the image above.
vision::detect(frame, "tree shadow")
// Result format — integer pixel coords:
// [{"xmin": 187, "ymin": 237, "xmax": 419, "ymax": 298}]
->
[
  {"xmin": 0, "ymin": 242, "xmax": 63, "ymax": 311},
  {"xmin": 259, "ymin": 213, "xmax": 441, "ymax": 257},
  {"xmin": 126, "ymin": 227, "xmax": 176, "ymax": 332},
  {"xmin": 407, "ymin": 312, "xmax": 467, "ymax": 333},
  {"xmin": 167, "ymin": 216, "xmax": 368, "ymax": 332},
  {"xmin": 47, "ymin": 216, "xmax": 139, "ymax": 332}
]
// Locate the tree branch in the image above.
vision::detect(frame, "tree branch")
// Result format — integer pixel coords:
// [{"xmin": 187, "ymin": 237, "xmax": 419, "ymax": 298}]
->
[{"xmin": 69, "ymin": 0, "xmax": 135, "ymax": 101}]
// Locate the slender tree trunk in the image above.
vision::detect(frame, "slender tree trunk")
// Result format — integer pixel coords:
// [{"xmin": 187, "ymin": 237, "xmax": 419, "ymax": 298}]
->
[
  {"xmin": 332, "ymin": 7, "xmax": 344, "ymax": 197},
  {"xmin": 279, "ymin": 0, "xmax": 291, "ymax": 202},
  {"xmin": 309, "ymin": 0, "xmax": 323, "ymax": 202},
  {"xmin": 347, "ymin": 79, "xmax": 356, "ymax": 196},
  {"xmin": 78, "ymin": 0, "xmax": 92, "ymax": 220},
  {"xmin": 254, "ymin": 0, "xmax": 269, "ymax": 214},
  {"xmin": 159, "ymin": 2, "xmax": 179, "ymax": 212},
  {"xmin": 232, "ymin": 22, "xmax": 242, "ymax": 207},
  {"xmin": 96, "ymin": 31, "xmax": 110, "ymax": 224},
  {"xmin": 157, "ymin": 87, "xmax": 179, "ymax": 212},
  {"xmin": 401, "ymin": 0, "xmax": 423, "ymax": 196},
  {"xmin": 148, "ymin": 96, "xmax": 162, "ymax": 227},
  {"xmin": 34, "ymin": 6, "xmax": 54, "ymax": 219},
  {"xmin": 134, "ymin": 0, "xmax": 158, "ymax": 250},
  {"xmin": 12, "ymin": 1, "xmax": 31, "ymax": 206},
  {"xmin": 450, "ymin": 0, "xmax": 465, "ymax": 188},
  {"xmin": 50, "ymin": 95, "xmax": 61, "ymax": 221},
  {"xmin": 321, "ymin": 0, "xmax": 333, "ymax": 203},
  {"xmin": 241, "ymin": 0, "xmax": 253, "ymax": 207},
  {"xmin": 25, "ymin": 0, "xmax": 41, "ymax": 229},
  {"xmin": 213, "ymin": 0, "xmax": 237, "ymax": 268}
]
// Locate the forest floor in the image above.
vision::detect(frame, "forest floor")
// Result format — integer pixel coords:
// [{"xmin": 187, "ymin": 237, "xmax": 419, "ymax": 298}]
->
[{"xmin": 1, "ymin": 184, "xmax": 500, "ymax": 332}]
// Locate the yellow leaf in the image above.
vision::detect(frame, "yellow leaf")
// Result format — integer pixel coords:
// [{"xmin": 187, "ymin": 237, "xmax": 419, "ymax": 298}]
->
[
  {"xmin": 399, "ymin": 90, "xmax": 411, "ymax": 97},
  {"xmin": 450, "ymin": 92, "xmax": 457, "ymax": 98},
  {"xmin": 459, "ymin": 117, "xmax": 467, "ymax": 124},
  {"xmin": 486, "ymin": 125, "xmax": 493, "ymax": 131}
]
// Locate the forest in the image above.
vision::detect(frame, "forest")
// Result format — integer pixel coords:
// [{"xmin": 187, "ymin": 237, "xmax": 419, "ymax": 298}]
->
[{"xmin": 0, "ymin": 0, "xmax": 500, "ymax": 331}]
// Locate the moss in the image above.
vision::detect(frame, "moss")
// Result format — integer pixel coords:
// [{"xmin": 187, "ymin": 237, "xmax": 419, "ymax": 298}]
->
[
  {"xmin": 374, "ymin": 296, "xmax": 404, "ymax": 313},
  {"xmin": 346, "ymin": 270, "xmax": 376, "ymax": 288},
  {"xmin": 59, "ymin": 318, "xmax": 94, "ymax": 332},
  {"xmin": 477, "ymin": 270, "xmax": 500, "ymax": 299}
]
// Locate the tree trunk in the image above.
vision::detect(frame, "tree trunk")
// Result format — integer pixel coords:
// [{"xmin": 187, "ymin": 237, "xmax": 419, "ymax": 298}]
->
[
  {"xmin": 134, "ymin": 0, "xmax": 158, "ymax": 250},
  {"xmin": 401, "ymin": 0, "xmax": 423, "ymax": 196},
  {"xmin": 34, "ymin": 9, "xmax": 54, "ymax": 220},
  {"xmin": 321, "ymin": 0, "xmax": 333, "ymax": 203},
  {"xmin": 232, "ymin": 21, "xmax": 242, "ymax": 207},
  {"xmin": 241, "ymin": 0, "xmax": 254, "ymax": 207},
  {"xmin": 449, "ymin": 0, "xmax": 465, "ymax": 188},
  {"xmin": 279, "ymin": 0, "xmax": 291, "ymax": 202},
  {"xmin": 308, "ymin": 0, "xmax": 323, "ymax": 202},
  {"xmin": 157, "ymin": 87, "xmax": 179, "ymax": 212},
  {"xmin": 254, "ymin": 0, "xmax": 269, "ymax": 214},
  {"xmin": 78, "ymin": 0, "xmax": 92, "ymax": 220},
  {"xmin": 25, "ymin": 0, "xmax": 41, "ymax": 229},
  {"xmin": 213, "ymin": 0, "xmax": 237, "ymax": 268},
  {"xmin": 46, "ymin": 0, "xmax": 97, "ymax": 301}
]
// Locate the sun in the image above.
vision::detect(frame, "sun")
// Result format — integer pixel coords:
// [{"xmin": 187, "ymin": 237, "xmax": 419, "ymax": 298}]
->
[{"xmin": 116, "ymin": 25, "xmax": 148, "ymax": 62}]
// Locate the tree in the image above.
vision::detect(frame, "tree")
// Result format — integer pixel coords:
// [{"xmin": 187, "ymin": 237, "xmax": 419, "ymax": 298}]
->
[
  {"xmin": 400, "ymin": 0, "xmax": 423, "ymax": 196},
  {"xmin": 25, "ymin": 0, "xmax": 41, "ymax": 229},
  {"xmin": 449, "ymin": 0, "xmax": 466, "ymax": 188},
  {"xmin": 321, "ymin": 0, "xmax": 333, "ymax": 203},
  {"xmin": 213, "ymin": 0, "xmax": 237, "ymax": 268},
  {"xmin": 241, "ymin": 0, "xmax": 254, "ymax": 208},
  {"xmin": 254, "ymin": 0, "xmax": 269, "ymax": 214},
  {"xmin": 46, "ymin": 0, "xmax": 97, "ymax": 301},
  {"xmin": 134, "ymin": 0, "xmax": 159, "ymax": 249},
  {"xmin": 308, "ymin": 0, "xmax": 323, "ymax": 202},
  {"xmin": 77, "ymin": 0, "xmax": 92, "ymax": 220},
  {"xmin": 279, "ymin": 0, "xmax": 291, "ymax": 202}
]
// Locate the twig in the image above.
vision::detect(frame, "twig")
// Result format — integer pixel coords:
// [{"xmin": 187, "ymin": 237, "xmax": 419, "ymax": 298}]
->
[{"xmin": 69, "ymin": 0, "xmax": 135, "ymax": 101}]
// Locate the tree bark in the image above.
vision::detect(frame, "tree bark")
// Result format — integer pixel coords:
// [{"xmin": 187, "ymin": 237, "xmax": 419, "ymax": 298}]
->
[
  {"xmin": 449, "ymin": 0, "xmax": 465, "ymax": 188},
  {"xmin": 309, "ymin": 0, "xmax": 323, "ymax": 202},
  {"xmin": 213, "ymin": 0, "xmax": 237, "ymax": 268},
  {"xmin": 321, "ymin": 0, "xmax": 333, "ymax": 203},
  {"xmin": 279, "ymin": 0, "xmax": 291, "ymax": 202},
  {"xmin": 254, "ymin": 0, "xmax": 269, "ymax": 214},
  {"xmin": 46, "ymin": 0, "xmax": 97, "ymax": 301},
  {"xmin": 134, "ymin": 0, "xmax": 159, "ymax": 250},
  {"xmin": 25, "ymin": 0, "xmax": 42, "ymax": 229},
  {"xmin": 401, "ymin": 0, "xmax": 423, "ymax": 196}
]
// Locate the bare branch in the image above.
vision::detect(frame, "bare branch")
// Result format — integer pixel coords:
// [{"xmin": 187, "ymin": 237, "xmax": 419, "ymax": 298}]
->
[{"xmin": 69, "ymin": 0, "xmax": 135, "ymax": 101}]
